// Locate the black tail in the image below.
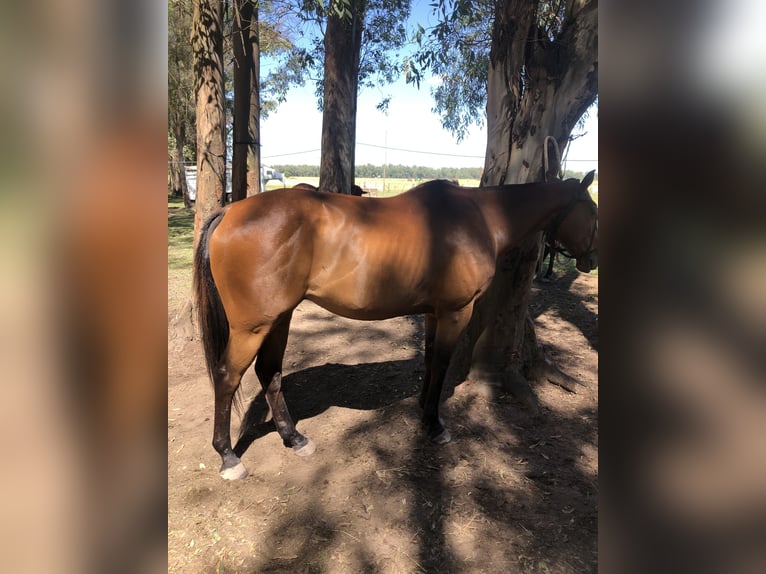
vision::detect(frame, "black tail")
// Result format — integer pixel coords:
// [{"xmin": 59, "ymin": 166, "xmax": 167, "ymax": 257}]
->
[{"xmin": 193, "ymin": 211, "xmax": 228, "ymax": 384}]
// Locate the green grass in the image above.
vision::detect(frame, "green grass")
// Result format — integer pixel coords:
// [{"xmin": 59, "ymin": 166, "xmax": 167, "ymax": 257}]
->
[
  {"xmin": 168, "ymin": 203, "xmax": 195, "ymax": 312},
  {"xmin": 271, "ymin": 177, "xmax": 482, "ymax": 197}
]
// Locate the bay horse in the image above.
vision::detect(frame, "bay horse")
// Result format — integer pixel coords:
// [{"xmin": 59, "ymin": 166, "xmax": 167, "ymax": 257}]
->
[{"xmin": 193, "ymin": 171, "xmax": 597, "ymax": 479}]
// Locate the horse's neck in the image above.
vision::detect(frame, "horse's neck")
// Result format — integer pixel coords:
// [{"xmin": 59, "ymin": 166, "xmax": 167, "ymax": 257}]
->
[{"xmin": 480, "ymin": 184, "xmax": 575, "ymax": 255}]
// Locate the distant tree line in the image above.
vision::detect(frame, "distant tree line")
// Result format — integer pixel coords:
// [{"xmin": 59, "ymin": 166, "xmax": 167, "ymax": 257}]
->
[
  {"xmin": 270, "ymin": 164, "xmax": 484, "ymax": 180},
  {"xmin": 268, "ymin": 164, "xmax": 594, "ymax": 182}
]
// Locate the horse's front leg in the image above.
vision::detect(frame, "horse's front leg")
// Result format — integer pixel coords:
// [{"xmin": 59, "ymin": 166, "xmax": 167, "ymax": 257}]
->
[
  {"xmin": 422, "ymin": 306, "xmax": 474, "ymax": 444},
  {"xmin": 418, "ymin": 314, "xmax": 437, "ymax": 409}
]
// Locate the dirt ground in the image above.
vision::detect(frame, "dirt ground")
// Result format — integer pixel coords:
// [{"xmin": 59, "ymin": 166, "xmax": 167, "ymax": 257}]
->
[{"xmin": 168, "ymin": 271, "xmax": 598, "ymax": 573}]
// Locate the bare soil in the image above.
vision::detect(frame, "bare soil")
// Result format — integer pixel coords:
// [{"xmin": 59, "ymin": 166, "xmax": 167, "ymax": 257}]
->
[{"xmin": 168, "ymin": 271, "xmax": 598, "ymax": 573}]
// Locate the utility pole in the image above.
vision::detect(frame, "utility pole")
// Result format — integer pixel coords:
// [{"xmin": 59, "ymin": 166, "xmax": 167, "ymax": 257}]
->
[{"xmin": 382, "ymin": 129, "xmax": 388, "ymax": 192}]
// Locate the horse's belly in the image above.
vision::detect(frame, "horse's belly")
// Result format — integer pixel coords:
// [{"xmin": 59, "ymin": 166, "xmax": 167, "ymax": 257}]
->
[
  {"xmin": 305, "ymin": 293, "xmax": 430, "ymax": 321},
  {"xmin": 305, "ymin": 263, "xmax": 431, "ymax": 320}
]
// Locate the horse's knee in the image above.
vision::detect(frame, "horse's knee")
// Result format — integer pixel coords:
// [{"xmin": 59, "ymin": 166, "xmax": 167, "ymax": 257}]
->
[{"xmin": 258, "ymin": 370, "xmax": 282, "ymax": 394}]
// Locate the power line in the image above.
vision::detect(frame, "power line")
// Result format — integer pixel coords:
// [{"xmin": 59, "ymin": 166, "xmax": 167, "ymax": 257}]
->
[
  {"xmin": 261, "ymin": 143, "xmax": 597, "ymax": 163},
  {"xmin": 357, "ymin": 141, "xmax": 485, "ymax": 159},
  {"xmin": 261, "ymin": 148, "xmax": 320, "ymax": 160},
  {"xmin": 360, "ymin": 142, "xmax": 597, "ymax": 163}
]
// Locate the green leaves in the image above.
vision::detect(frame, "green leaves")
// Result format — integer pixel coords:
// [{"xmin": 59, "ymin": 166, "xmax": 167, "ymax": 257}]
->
[
  {"xmin": 375, "ymin": 96, "xmax": 391, "ymax": 114},
  {"xmin": 408, "ymin": 0, "xmax": 493, "ymax": 139},
  {"xmin": 264, "ymin": 0, "xmax": 411, "ymax": 112},
  {"xmin": 403, "ymin": 58, "xmax": 421, "ymax": 89}
]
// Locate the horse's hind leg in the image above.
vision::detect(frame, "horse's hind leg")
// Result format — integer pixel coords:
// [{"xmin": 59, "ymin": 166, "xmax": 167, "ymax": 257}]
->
[
  {"xmin": 254, "ymin": 312, "xmax": 316, "ymax": 456},
  {"xmin": 212, "ymin": 328, "xmax": 266, "ymax": 480}
]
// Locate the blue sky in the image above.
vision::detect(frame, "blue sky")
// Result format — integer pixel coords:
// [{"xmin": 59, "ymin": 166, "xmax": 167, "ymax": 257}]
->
[{"xmin": 259, "ymin": 2, "xmax": 598, "ymax": 173}]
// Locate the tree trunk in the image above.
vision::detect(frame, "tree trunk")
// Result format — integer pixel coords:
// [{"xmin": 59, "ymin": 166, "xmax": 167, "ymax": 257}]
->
[
  {"xmin": 191, "ymin": 0, "xmax": 227, "ymax": 245},
  {"xmin": 176, "ymin": 0, "xmax": 226, "ymax": 340},
  {"xmin": 232, "ymin": 0, "xmax": 261, "ymax": 201},
  {"xmin": 447, "ymin": 0, "xmax": 598, "ymax": 406},
  {"xmin": 168, "ymin": 148, "xmax": 183, "ymax": 197},
  {"xmin": 246, "ymin": 2, "xmax": 261, "ymax": 197},
  {"xmin": 170, "ymin": 116, "xmax": 192, "ymax": 208},
  {"xmin": 319, "ymin": 0, "xmax": 366, "ymax": 195}
]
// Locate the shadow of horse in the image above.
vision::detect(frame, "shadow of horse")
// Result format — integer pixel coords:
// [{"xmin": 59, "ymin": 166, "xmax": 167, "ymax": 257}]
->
[{"xmin": 234, "ymin": 359, "xmax": 425, "ymax": 456}]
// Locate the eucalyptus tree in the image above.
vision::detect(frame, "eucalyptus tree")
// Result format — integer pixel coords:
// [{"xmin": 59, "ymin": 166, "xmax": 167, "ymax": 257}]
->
[
  {"xmin": 231, "ymin": 0, "xmax": 261, "ymax": 199},
  {"xmin": 169, "ymin": 0, "xmax": 196, "ymax": 206},
  {"xmin": 263, "ymin": 0, "xmax": 411, "ymax": 194},
  {"xmin": 414, "ymin": 0, "xmax": 598, "ymax": 402},
  {"xmin": 191, "ymin": 0, "xmax": 227, "ymax": 243}
]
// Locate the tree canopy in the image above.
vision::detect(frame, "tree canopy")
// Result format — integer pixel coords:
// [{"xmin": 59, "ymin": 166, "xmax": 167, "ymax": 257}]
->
[
  {"xmin": 262, "ymin": 0, "xmax": 411, "ymax": 112},
  {"xmin": 410, "ymin": 0, "xmax": 596, "ymax": 146},
  {"xmin": 408, "ymin": 0, "xmax": 494, "ymax": 141}
]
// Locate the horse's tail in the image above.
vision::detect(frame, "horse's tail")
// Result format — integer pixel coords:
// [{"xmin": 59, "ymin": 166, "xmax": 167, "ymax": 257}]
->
[{"xmin": 193, "ymin": 211, "xmax": 229, "ymax": 384}]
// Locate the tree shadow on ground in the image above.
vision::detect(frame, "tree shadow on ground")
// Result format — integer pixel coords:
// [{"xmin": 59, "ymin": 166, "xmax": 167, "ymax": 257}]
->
[
  {"xmin": 235, "ymin": 359, "xmax": 425, "ymax": 456},
  {"xmin": 531, "ymin": 269, "xmax": 599, "ymax": 351},
  {"xmin": 226, "ymin": 284, "xmax": 596, "ymax": 573},
  {"xmin": 239, "ymin": 380, "xmax": 597, "ymax": 573}
]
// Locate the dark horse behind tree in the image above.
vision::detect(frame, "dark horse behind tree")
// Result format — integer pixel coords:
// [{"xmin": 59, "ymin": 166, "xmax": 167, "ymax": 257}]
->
[
  {"xmin": 293, "ymin": 182, "xmax": 367, "ymax": 195},
  {"xmin": 193, "ymin": 172, "xmax": 597, "ymax": 479}
]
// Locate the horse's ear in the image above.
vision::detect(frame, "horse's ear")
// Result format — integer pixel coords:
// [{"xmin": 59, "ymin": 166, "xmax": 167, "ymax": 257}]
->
[{"xmin": 581, "ymin": 170, "xmax": 595, "ymax": 189}]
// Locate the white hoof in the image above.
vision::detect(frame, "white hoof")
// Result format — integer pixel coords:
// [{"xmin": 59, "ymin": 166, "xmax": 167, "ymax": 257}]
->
[
  {"xmin": 219, "ymin": 461, "xmax": 248, "ymax": 480},
  {"xmin": 293, "ymin": 438, "xmax": 316, "ymax": 457},
  {"xmin": 431, "ymin": 428, "xmax": 452, "ymax": 445}
]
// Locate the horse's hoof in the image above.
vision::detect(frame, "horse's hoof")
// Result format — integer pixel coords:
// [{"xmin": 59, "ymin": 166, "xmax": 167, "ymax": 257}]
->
[
  {"xmin": 219, "ymin": 461, "xmax": 248, "ymax": 480},
  {"xmin": 293, "ymin": 438, "xmax": 316, "ymax": 457},
  {"xmin": 430, "ymin": 428, "xmax": 452, "ymax": 445}
]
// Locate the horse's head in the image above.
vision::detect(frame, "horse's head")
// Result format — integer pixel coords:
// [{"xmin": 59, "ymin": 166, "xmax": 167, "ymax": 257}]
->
[{"xmin": 548, "ymin": 170, "xmax": 598, "ymax": 272}]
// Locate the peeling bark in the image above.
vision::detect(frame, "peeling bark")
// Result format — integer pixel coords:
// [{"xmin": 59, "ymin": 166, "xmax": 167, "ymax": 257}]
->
[
  {"xmin": 320, "ymin": 0, "xmax": 366, "ymax": 195},
  {"xmin": 448, "ymin": 0, "xmax": 597, "ymax": 405},
  {"xmin": 232, "ymin": 0, "xmax": 261, "ymax": 201},
  {"xmin": 180, "ymin": 0, "xmax": 226, "ymax": 340},
  {"xmin": 191, "ymin": 0, "xmax": 226, "ymax": 246}
]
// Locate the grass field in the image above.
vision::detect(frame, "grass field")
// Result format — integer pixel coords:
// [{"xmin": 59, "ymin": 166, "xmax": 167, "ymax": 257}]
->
[
  {"xmin": 268, "ymin": 177, "xmax": 595, "ymax": 201},
  {"xmin": 168, "ymin": 201, "xmax": 194, "ymax": 313},
  {"xmin": 264, "ymin": 177, "xmax": 482, "ymax": 197}
]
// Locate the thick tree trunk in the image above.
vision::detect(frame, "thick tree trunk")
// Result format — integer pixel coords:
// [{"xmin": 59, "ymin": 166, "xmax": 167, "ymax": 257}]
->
[
  {"xmin": 319, "ymin": 0, "xmax": 365, "ymax": 194},
  {"xmin": 168, "ymin": 149, "xmax": 184, "ymax": 197},
  {"xmin": 232, "ymin": 0, "xmax": 261, "ymax": 201},
  {"xmin": 176, "ymin": 0, "xmax": 226, "ymax": 340},
  {"xmin": 447, "ymin": 0, "xmax": 597, "ymax": 406},
  {"xmin": 191, "ymin": 0, "xmax": 226, "ymax": 245}
]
